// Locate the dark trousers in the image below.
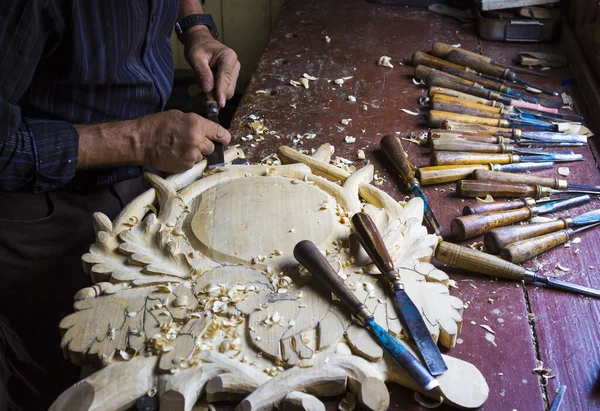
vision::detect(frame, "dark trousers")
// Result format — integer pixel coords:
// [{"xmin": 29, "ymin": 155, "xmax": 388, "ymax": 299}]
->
[{"xmin": 0, "ymin": 178, "xmax": 146, "ymax": 410}]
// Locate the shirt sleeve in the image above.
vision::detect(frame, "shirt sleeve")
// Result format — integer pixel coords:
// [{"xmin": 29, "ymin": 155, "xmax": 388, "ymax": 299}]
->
[{"xmin": 0, "ymin": 1, "xmax": 79, "ymax": 192}]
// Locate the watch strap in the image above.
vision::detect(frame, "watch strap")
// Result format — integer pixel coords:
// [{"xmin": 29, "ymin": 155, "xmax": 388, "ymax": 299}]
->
[{"xmin": 175, "ymin": 14, "xmax": 218, "ymax": 40}]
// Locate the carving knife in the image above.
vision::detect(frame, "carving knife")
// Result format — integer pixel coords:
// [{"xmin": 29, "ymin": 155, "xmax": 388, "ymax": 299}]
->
[
  {"xmin": 463, "ymin": 197, "xmax": 556, "ymax": 216},
  {"xmin": 417, "ymin": 162, "xmax": 554, "ymax": 186},
  {"xmin": 433, "ymin": 151, "xmax": 584, "ymax": 166},
  {"xmin": 204, "ymin": 92, "xmax": 226, "ymax": 170},
  {"xmin": 351, "ymin": 212, "xmax": 447, "ymax": 376},
  {"xmin": 473, "ymin": 169, "xmax": 600, "ymax": 192},
  {"xmin": 434, "ymin": 241, "xmax": 600, "ymax": 298},
  {"xmin": 457, "ymin": 180, "xmax": 598, "ymax": 198},
  {"xmin": 380, "ymin": 135, "xmax": 442, "ymax": 235},
  {"xmin": 439, "ymin": 121, "xmax": 587, "ymax": 141},
  {"xmin": 293, "ymin": 240, "xmax": 439, "ymax": 391}
]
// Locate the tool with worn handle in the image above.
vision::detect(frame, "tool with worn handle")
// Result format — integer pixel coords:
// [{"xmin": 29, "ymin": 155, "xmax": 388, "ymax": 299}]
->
[
  {"xmin": 485, "ymin": 209, "xmax": 600, "ymax": 253},
  {"xmin": 463, "ymin": 197, "xmax": 554, "ymax": 216},
  {"xmin": 431, "ymin": 140, "xmax": 579, "ymax": 154},
  {"xmin": 293, "ymin": 240, "xmax": 439, "ymax": 391},
  {"xmin": 434, "ymin": 241, "xmax": 600, "ymax": 298},
  {"xmin": 429, "ymin": 110, "xmax": 556, "ymax": 131},
  {"xmin": 441, "ymin": 122, "xmax": 584, "ymax": 140},
  {"xmin": 204, "ymin": 92, "xmax": 226, "ymax": 169},
  {"xmin": 457, "ymin": 180, "xmax": 597, "ymax": 199},
  {"xmin": 381, "ymin": 135, "xmax": 442, "ymax": 234},
  {"xmin": 501, "ymin": 223, "xmax": 600, "ymax": 263},
  {"xmin": 351, "ymin": 212, "xmax": 447, "ymax": 376},
  {"xmin": 441, "ymin": 66, "xmax": 514, "ymax": 95},
  {"xmin": 430, "ymin": 131, "xmax": 584, "ymax": 147},
  {"xmin": 433, "ymin": 151, "xmax": 583, "ymax": 166},
  {"xmin": 417, "ymin": 162, "xmax": 554, "ymax": 186},
  {"xmin": 450, "ymin": 195, "xmax": 590, "ymax": 241},
  {"xmin": 473, "ymin": 169, "xmax": 600, "ymax": 192}
]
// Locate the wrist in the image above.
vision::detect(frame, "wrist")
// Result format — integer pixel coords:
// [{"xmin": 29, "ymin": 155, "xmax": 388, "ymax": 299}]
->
[{"xmin": 180, "ymin": 25, "xmax": 211, "ymax": 46}]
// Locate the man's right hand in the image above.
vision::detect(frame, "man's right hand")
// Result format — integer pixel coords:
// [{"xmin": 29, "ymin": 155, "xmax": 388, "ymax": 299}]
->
[{"xmin": 75, "ymin": 110, "xmax": 231, "ymax": 172}]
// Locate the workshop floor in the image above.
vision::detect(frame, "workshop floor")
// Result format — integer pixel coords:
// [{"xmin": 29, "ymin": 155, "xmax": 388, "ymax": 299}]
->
[{"xmin": 222, "ymin": 1, "xmax": 600, "ymax": 410}]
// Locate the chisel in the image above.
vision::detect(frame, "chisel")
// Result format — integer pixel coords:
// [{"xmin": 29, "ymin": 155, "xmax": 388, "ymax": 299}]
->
[
  {"xmin": 293, "ymin": 240, "xmax": 439, "ymax": 391},
  {"xmin": 417, "ymin": 162, "xmax": 554, "ymax": 186},
  {"xmin": 351, "ymin": 212, "xmax": 448, "ymax": 376},
  {"xmin": 429, "ymin": 110, "xmax": 556, "ymax": 131},
  {"xmin": 434, "ymin": 241, "xmax": 600, "ymax": 298},
  {"xmin": 463, "ymin": 197, "xmax": 555, "ymax": 216},
  {"xmin": 433, "ymin": 151, "xmax": 583, "ymax": 166},
  {"xmin": 473, "ymin": 169, "xmax": 600, "ymax": 192},
  {"xmin": 450, "ymin": 195, "xmax": 590, "ymax": 240},
  {"xmin": 484, "ymin": 209, "xmax": 600, "ymax": 254},
  {"xmin": 381, "ymin": 135, "xmax": 442, "ymax": 235},
  {"xmin": 204, "ymin": 92, "xmax": 226, "ymax": 169},
  {"xmin": 501, "ymin": 222, "xmax": 600, "ymax": 263},
  {"xmin": 429, "ymin": 131, "xmax": 585, "ymax": 147},
  {"xmin": 456, "ymin": 181, "xmax": 596, "ymax": 199},
  {"xmin": 431, "ymin": 140, "xmax": 581, "ymax": 154},
  {"xmin": 440, "ymin": 121, "xmax": 587, "ymax": 142}
]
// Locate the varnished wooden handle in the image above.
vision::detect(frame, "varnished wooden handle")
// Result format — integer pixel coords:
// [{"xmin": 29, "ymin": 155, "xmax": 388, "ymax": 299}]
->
[
  {"xmin": 431, "ymin": 43, "xmax": 493, "ymax": 63},
  {"xmin": 456, "ymin": 180, "xmax": 536, "ymax": 198},
  {"xmin": 441, "ymin": 66, "xmax": 507, "ymax": 93},
  {"xmin": 428, "ymin": 76, "xmax": 493, "ymax": 100},
  {"xmin": 442, "ymin": 121, "xmax": 515, "ymax": 136},
  {"xmin": 432, "ymin": 101, "xmax": 501, "ymax": 119},
  {"xmin": 433, "ymin": 151, "xmax": 512, "ymax": 166},
  {"xmin": 500, "ymin": 229, "xmax": 572, "ymax": 263},
  {"xmin": 430, "ymin": 132, "xmax": 506, "ymax": 144},
  {"xmin": 294, "ymin": 240, "xmax": 364, "ymax": 317},
  {"xmin": 351, "ymin": 213, "xmax": 395, "ymax": 274},
  {"xmin": 473, "ymin": 169, "xmax": 566, "ymax": 190},
  {"xmin": 429, "ymin": 110, "xmax": 505, "ymax": 129},
  {"xmin": 380, "ymin": 135, "xmax": 415, "ymax": 183},
  {"xmin": 432, "ymin": 140, "xmax": 504, "ymax": 153},
  {"xmin": 463, "ymin": 199, "xmax": 530, "ymax": 215},
  {"xmin": 434, "ymin": 241, "xmax": 526, "ymax": 281},
  {"xmin": 446, "ymin": 50, "xmax": 510, "ymax": 79},
  {"xmin": 451, "ymin": 207, "xmax": 532, "ymax": 241},
  {"xmin": 415, "ymin": 66, "xmax": 475, "ymax": 87},
  {"xmin": 430, "ymin": 87, "xmax": 497, "ymax": 107},
  {"xmin": 411, "ymin": 51, "xmax": 465, "ymax": 71},
  {"xmin": 417, "ymin": 164, "xmax": 489, "ymax": 185},
  {"xmin": 484, "ymin": 220, "xmax": 567, "ymax": 254},
  {"xmin": 431, "ymin": 94, "xmax": 501, "ymax": 114}
]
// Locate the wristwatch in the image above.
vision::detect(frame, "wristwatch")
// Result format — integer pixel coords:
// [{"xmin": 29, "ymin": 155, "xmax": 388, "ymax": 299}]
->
[{"xmin": 175, "ymin": 14, "xmax": 219, "ymax": 40}]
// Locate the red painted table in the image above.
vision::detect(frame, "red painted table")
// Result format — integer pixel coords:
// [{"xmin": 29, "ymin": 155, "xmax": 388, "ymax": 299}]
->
[{"xmin": 227, "ymin": 1, "xmax": 600, "ymax": 409}]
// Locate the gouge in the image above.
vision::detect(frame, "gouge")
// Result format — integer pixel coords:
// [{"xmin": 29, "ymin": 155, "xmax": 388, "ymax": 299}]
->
[
  {"xmin": 293, "ymin": 240, "xmax": 439, "ymax": 391},
  {"xmin": 431, "ymin": 140, "xmax": 580, "ymax": 154},
  {"xmin": 456, "ymin": 181, "xmax": 596, "ymax": 199},
  {"xmin": 417, "ymin": 162, "xmax": 554, "ymax": 186},
  {"xmin": 433, "ymin": 151, "xmax": 583, "ymax": 166},
  {"xmin": 473, "ymin": 169, "xmax": 600, "ymax": 191},
  {"xmin": 204, "ymin": 92, "xmax": 226, "ymax": 169},
  {"xmin": 429, "ymin": 131, "xmax": 584, "ymax": 147},
  {"xmin": 450, "ymin": 195, "xmax": 590, "ymax": 240},
  {"xmin": 381, "ymin": 135, "xmax": 442, "ymax": 235},
  {"xmin": 351, "ymin": 213, "xmax": 447, "ymax": 375},
  {"xmin": 463, "ymin": 197, "xmax": 554, "ymax": 216},
  {"xmin": 429, "ymin": 110, "xmax": 556, "ymax": 131},
  {"xmin": 441, "ymin": 66, "xmax": 515, "ymax": 95},
  {"xmin": 501, "ymin": 222, "xmax": 600, "ymax": 263},
  {"xmin": 434, "ymin": 241, "xmax": 600, "ymax": 298},
  {"xmin": 441, "ymin": 122, "xmax": 588, "ymax": 144},
  {"xmin": 446, "ymin": 50, "xmax": 559, "ymax": 96},
  {"xmin": 485, "ymin": 209, "xmax": 600, "ymax": 254},
  {"xmin": 429, "ymin": 87, "xmax": 506, "ymax": 108}
]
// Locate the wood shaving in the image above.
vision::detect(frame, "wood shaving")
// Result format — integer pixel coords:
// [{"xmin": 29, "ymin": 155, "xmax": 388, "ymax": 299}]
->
[
  {"xmin": 476, "ymin": 195, "xmax": 494, "ymax": 203},
  {"xmin": 302, "ymin": 73, "xmax": 318, "ymax": 81},
  {"xmin": 412, "ymin": 77, "xmax": 425, "ymax": 85},
  {"xmin": 289, "ymin": 79, "xmax": 301, "ymax": 87},
  {"xmin": 340, "ymin": 118, "xmax": 351, "ymax": 125},
  {"xmin": 345, "ymin": 136, "xmax": 356, "ymax": 144},
  {"xmin": 414, "ymin": 392, "xmax": 443, "ymax": 409},
  {"xmin": 362, "ymin": 104, "xmax": 368, "ymax": 111},
  {"xmin": 299, "ymin": 78, "xmax": 310, "ymax": 89},
  {"xmin": 255, "ymin": 89, "xmax": 268, "ymax": 94},
  {"xmin": 334, "ymin": 78, "xmax": 346, "ymax": 85},
  {"xmin": 558, "ymin": 167, "xmax": 570, "ymax": 177},
  {"xmin": 480, "ymin": 324, "xmax": 495, "ymax": 334},
  {"xmin": 556, "ymin": 264, "xmax": 570, "ymax": 272},
  {"xmin": 401, "ymin": 108, "xmax": 419, "ymax": 116},
  {"xmin": 572, "ymin": 237, "xmax": 582, "ymax": 244},
  {"xmin": 347, "ymin": 95, "xmax": 356, "ymax": 102},
  {"xmin": 357, "ymin": 149, "xmax": 365, "ymax": 160},
  {"xmin": 488, "ymin": 298, "xmax": 494, "ymax": 304},
  {"xmin": 485, "ymin": 332, "xmax": 497, "ymax": 347},
  {"xmin": 378, "ymin": 55, "xmax": 394, "ymax": 68},
  {"xmin": 325, "ymin": 35, "xmax": 331, "ymax": 43}
]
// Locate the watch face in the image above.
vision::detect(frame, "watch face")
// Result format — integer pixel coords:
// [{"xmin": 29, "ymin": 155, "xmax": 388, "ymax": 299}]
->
[{"xmin": 174, "ymin": 22, "xmax": 183, "ymax": 36}]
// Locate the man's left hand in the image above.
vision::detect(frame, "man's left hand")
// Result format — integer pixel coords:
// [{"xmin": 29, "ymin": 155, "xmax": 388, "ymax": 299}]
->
[{"xmin": 183, "ymin": 26, "xmax": 240, "ymax": 108}]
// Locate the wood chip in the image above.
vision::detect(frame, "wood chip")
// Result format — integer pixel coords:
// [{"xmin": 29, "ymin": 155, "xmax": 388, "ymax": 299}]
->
[
  {"xmin": 289, "ymin": 79, "xmax": 301, "ymax": 87},
  {"xmin": 340, "ymin": 118, "xmax": 351, "ymax": 125},
  {"xmin": 401, "ymin": 108, "xmax": 419, "ymax": 116},
  {"xmin": 556, "ymin": 264, "xmax": 570, "ymax": 272},
  {"xmin": 357, "ymin": 149, "xmax": 365, "ymax": 160},
  {"xmin": 572, "ymin": 237, "xmax": 582, "ymax": 244},
  {"xmin": 476, "ymin": 195, "xmax": 494, "ymax": 203},
  {"xmin": 345, "ymin": 136, "xmax": 356, "ymax": 144},
  {"xmin": 558, "ymin": 167, "xmax": 570, "ymax": 177},
  {"xmin": 347, "ymin": 95, "xmax": 356, "ymax": 102},
  {"xmin": 299, "ymin": 78, "xmax": 310, "ymax": 89},
  {"xmin": 302, "ymin": 73, "xmax": 318, "ymax": 81},
  {"xmin": 480, "ymin": 324, "xmax": 495, "ymax": 334},
  {"xmin": 377, "ymin": 55, "xmax": 394, "ymax": 68},
  {"xmin": 325, "ymin": 35, "xmax": 331, "ymax": 43}
]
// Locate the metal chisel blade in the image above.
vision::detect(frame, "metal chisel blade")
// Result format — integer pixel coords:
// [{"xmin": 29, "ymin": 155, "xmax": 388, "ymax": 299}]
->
[
  {"xmin": 544, "ymin": 277, "xmax": 600, "ymax": 299},
  {"xmin": 393, "ymin": 288, "xmax": 448, "ymax": 375},
  {"xmin": 411, "ymin": 186, "xmax": 442, "ymax": 235}
]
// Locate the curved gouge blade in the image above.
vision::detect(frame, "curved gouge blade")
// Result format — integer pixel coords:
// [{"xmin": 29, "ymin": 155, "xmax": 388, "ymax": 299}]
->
[{"xmin": 536, "ymin": 275, "xmax": 600, "ymax": 299}]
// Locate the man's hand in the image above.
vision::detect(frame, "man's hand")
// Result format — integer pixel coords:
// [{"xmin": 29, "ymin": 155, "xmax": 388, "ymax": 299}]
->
[
  {"xmin": 76, "ymin": 110, "xmax": 231, "ymax": 172},
  {"xmin": 183, "ymin": 26, "xmax": 240, "ymax": 108}
]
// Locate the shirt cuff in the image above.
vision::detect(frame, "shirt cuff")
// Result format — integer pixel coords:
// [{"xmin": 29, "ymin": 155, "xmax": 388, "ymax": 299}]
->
[{"xmin": 23, "ymin": 119, "xmax": 80, "ymax": 192}]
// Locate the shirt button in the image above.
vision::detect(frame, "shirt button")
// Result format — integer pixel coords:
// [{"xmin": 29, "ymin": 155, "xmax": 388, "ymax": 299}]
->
[
  {"xmin": 152, "ymin": 68, "xmax": 156, "ymax": 74},
  {"xmin": 152, "ymin": 15, "xmax": 157, "ymax": 22}
]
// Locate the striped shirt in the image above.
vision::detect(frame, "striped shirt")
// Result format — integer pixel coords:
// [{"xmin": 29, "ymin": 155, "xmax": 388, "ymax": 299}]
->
[{"xmin": 0, "ymin": 0, "xmax": 180, "ymax": 192}]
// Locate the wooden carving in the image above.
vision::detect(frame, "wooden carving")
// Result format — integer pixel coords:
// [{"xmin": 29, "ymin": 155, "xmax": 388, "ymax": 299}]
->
[{"xmin": 51, "ymin": 145, "xmax": 488, "ymax": 411}]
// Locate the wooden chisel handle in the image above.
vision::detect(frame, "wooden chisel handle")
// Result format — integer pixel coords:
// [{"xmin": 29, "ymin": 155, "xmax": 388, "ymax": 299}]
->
[
  {"xmin": 433, "ymin": 151, "xmax": 513, "ymax": 166},
  {"xmin": 412, "ymin": 51, "xmax": 465, "ymax": 71},
  {"xmin": 430, "ymin": 132, "xmax": 507, "ymax": 144},
  {"xmin": 428, "ymin": 75, "xmax": 499, "ymax": 102},
  {"xmin": 431, "ymin": 101, "xmax": 502, "ymax": 119},
  {"xmin": 380, "ymin": 135, "xmax": 416, "ymax": 184},
  {"xmin": 431, "ymin": 43, "xmax": 493, "ymax": 63},
  {"xmin": 484, "ymin": 219, "xmax": 568, "ymax": 254},
  {"xmin": 351, "ymin": 213, "xmax": 395, "ymax": 274},
  {"xmin": 451, "ymin": 207, "xmax": 532, "ymax": 241},
  {"xmin": 429, "ymin": 87, "xmax": 502, "ymax": 107},
  {"xmin": 429, "ymin": 110, "xmax": 508, "ymax": 128},
  {"xmin": 415, "ymin": 66, "xmax": 475, "ymax": 88},
  {"xmin": 473, "ymin": 169, "xmax": 567, "ymax": 190},
  {"xmin": 463, "ymin": 198, "xmax": 534, "ymax": 215},
  {"xmin": 446, "ymin": 50, "xmax": 512, "ymax": 80},
  {"xmin": 432, "ymin": 140, "xmax": 506, "ymax": 153},
  {"xmin": 457, "ymin": 180, "xmax": 537, "ymax": 198},
  {"xmin": 500, "ymin": 229, "xmax": 573, "ymax": 263},
  {"xmin": 431, "ymin": 94, "xmax": 503, "ymax": 114},
  {"xmin": 417, "ymin": 164, "xmax": 489, "ymax": 185},
  {"xmin": 441, "ymin": 66, "xmax": 509, "ymax": 93},
  {"xmin": 293, "ymin": 240, "xmax": 364, "ymax": 317},
  {"xmin": 442, "ymin": 120, "xmax": 515, "ymax": 136},
  {"xmin": 434, "ymin": 241, "xmax": 526, "ymax": 281}
]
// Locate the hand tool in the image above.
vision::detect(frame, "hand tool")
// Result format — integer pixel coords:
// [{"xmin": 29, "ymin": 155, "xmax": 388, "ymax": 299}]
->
[
  {"xmin": 549, "ymin": 385, "xmax": 567, "ymax": 411},
  {"xmin": 429, "ymin": 131, "xmax": 585, "ymax": 147},
  {"xmin": 473, "ymin": 169, "xmax": 600, "ymax": 192},
  {"xmin": 450, "ymin": 195, "xmax": 590, "ymax": 240},
  {"xmin": 431, "ymin": 43, "xmax": 548, "ymax": 78},
  {"xmin": 501, "ymin": 222, "xmax": 600, "ymax": 263},
  {"xmin": 351, "ymin": 212, "xmax": 447, "ymax": 376},
  {"xmin": 433, "ymin": 151, "xmax": 583, "ymax": 166},
  {"xmin": 457, "ymin": 181, "xmax": 596, "ymax": 199},
  {"xmin": 463, "ymin": 197, "xmax": 555, "ymax": 216},
  {"xmin": 431, "ymin": 140, "xmax": 581, "ymax": 154},
  {"xmin": 204, "ymin": 92, "xmax": 226, "ymax": 169},
  {"xmin": 445, "ymin": 49, "xmax": 559, "ymax": 96},
  {"xmin": 429, "ymin": 110, "xmax": 556, "ymax": 131},
  {"xmin": 434, "ymin": 241, "xmax": 600, "ymax": 298},
  {"xmin": 417, "ymin": 162, "xmax": 554, "ymax": 186},
  {"xmin": 485, "ymin": 209, "xmax": 600, "ymax": 254},
  {"xmin": 440, "ymin": 121, "xmax": 585, "ymax": 141},
  {"xmin": 381, "ymin": 135, "xmax": 442, "ymax": 235},
  {"xmin": 293, "ymin": 240, "xmax": 439, "ymax": 391}
]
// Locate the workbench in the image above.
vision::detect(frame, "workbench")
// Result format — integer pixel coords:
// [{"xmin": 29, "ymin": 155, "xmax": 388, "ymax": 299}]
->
[{"xmin": 227, "ymin": 1, "xmax": 600, "ymax": 409}]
